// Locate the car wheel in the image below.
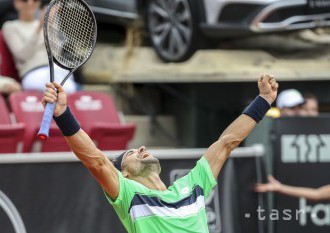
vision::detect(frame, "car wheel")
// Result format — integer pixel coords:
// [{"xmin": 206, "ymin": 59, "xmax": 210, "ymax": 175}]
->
[{"xmin": 147, "ymin": 0, "xmax": 199, "ymax": 62}]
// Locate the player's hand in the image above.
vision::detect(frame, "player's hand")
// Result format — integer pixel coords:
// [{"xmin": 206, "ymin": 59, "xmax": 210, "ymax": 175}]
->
[
  {"xmin": 42, "ymin": 82, "xmax": 67, "ymax": 117},
  {"xmin": 258, "ymin": 74, "xmax": 279, "ymax": 105},
  {"xmin": 255, "ymin": 176, "xmax": 282, "ymax": 193}
]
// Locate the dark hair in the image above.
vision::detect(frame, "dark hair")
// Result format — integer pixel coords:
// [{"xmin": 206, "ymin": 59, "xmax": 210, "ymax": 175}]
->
[
  {"xmin": 303, "ymin": 93, "xmax": 318, "ymax": 102},
  {"xmin": 113, "ymin": 151, "xmax": 126, "ymax": 172}
]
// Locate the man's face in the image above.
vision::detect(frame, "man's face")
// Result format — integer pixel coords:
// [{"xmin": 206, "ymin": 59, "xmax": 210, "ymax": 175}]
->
[
  {"xmin": 14, "ymin": 0, "xmax": 41, "ymax": 15},
  {"xmin": 303, "ymin": 98, "xmax": 319, "ymax": 117},
  {"xmin": 280, "ymin": 105, "xmax": 305, "ymax": 117},
  {"xmin": 121, "ymin": 146, "xmax": 161, "ymax": 178}
]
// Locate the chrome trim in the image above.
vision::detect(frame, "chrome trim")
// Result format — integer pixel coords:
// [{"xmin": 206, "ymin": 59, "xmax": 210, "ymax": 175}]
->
[
  {"xmin": 250, "ymin": 0, "xmax": 330, "ymax": 32},
  {"xmin": 203, "ymin": 0, "xmax": 281, "ymax": 24},
  {"xmin": 255, "ymin": 14, "xmax": 330, "ymax": 31},
  {"xmin": 90, "ymin": 6, "xmax": 138, "ymax": 20}
]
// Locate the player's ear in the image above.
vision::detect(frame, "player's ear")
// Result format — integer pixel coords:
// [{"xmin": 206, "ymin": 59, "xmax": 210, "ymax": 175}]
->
[{"xmin": 122, "ymin": 170, "xmax": 129, "ymax": 178}]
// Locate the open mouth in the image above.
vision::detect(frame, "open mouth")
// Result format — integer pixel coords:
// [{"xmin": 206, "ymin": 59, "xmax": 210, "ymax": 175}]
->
[{"xmin": 140, "ymin": 153, "xmax": 150, "ymax": 159}]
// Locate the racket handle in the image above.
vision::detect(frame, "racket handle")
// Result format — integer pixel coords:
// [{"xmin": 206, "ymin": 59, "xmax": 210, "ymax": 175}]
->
[{"xmin": 37, "ymin": 102, "xmax": 56, "ymax": 140}]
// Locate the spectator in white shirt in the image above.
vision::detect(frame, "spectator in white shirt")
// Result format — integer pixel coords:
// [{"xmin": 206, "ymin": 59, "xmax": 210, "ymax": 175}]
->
[{"xmin": 2, "ymin": 0, "xmax": 77, "ymax": 93}]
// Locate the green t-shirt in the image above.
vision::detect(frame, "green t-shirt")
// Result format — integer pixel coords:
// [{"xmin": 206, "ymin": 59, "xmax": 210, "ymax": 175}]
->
[{"xmin": 105, "ymin": 156, "xmax": 217, "ymax": 233}]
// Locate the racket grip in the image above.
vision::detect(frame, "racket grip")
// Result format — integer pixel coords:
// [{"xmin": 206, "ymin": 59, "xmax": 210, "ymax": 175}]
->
[{"xmin": 37, "ymin": 102, "xmax": 56, "ymax": 140}]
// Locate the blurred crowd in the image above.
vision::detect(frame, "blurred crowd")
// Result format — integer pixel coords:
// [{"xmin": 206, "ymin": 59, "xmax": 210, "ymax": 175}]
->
[
  {"xmin": 275, "ymin": 89, "xmax": 319, "ymax": 117},
  {"xmin": 1, "ymin": 0, "xmax": 79, "ymax": 96}
]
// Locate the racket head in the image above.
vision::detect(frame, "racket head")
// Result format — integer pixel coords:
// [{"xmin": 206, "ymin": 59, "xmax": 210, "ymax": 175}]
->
[
  {"xmin": 43, "ymin": 0, "xmax": 97, "ymax": 70},
  {"xmin": 38, "ymin": 0, "xmax": 97, "ymax": 140}
]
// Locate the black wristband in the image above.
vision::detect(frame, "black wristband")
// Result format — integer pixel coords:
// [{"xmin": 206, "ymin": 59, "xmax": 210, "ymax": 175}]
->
[
  {"xmin": 53, "ymin": 107, "xmax": 80, "ymax": 136},
  {"xmin": 243, "ymin": 96, "xmax": 271, "ymax": 123}
]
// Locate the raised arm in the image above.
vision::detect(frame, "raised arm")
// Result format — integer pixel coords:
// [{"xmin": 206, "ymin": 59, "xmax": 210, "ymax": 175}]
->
[
  {"xmin": 42, "ymin": 82, "xmax": 119, "ymax": 200},
  {"xmin": 255, "ymin": 176, "xmax": 330, "ymax": 201},
  {"xmin": 204, "ymin": 75, "xmax": 278, "ymax": 178}
]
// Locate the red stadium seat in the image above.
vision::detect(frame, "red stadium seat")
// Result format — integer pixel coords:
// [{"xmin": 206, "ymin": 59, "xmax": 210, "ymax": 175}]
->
[
  {"xmin": 0, "ymin": 94, "xmax": 25, "ymax": 153},
  {"xmin": 0, "ymin": 31, "xmax": 20, "ymax": 82},
  {"xmin": 68, "ymin": 91, "xmax": 136, "ymax": 150},
  {"xmin": 9, "ymin": 91, "xmax": 71, "ymax": 152}
]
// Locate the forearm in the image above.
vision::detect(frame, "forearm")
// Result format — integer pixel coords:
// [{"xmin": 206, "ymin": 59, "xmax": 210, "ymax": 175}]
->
[
  {"xmin": 218, "ymin": 95, "xmax": 270, "ymax": 155},
  {"xmin": 205, "ymin": 114, "xmax": 257, "ymax": 178},
  {"xmin": 218, "ymin": 114, "xmax": 257, "ymax": 152},
  {"xmin": 205, "ymin": 95, "xmax": 271, "ymax": 177},
  {"xmin": 279, "ymin": 185, "xmax": 319, "ymax": 201},
  {"xmin": 279, "ymin": 184, "xmax": 330, "ymax": 201},
  {"xmin": 53, "ymin": 107, "xmax": 107, "ymax": 167}
]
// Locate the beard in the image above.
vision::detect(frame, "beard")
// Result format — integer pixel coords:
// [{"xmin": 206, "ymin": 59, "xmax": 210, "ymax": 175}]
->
[{"xmin": 137, "ymin": 157, "xmax": 161, "ymax": 177}]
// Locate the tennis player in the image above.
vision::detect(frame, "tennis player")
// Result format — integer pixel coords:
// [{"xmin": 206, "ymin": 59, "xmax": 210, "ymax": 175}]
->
[{"xmin": 42, "ymin": 74, "xmax": 278, "ymax": 233}]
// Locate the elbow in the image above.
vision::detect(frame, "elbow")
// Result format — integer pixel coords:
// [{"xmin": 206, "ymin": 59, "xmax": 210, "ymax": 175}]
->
[
  {"xmin": 87, "ymin": 157, "xmax": 107, "ymax": 170},
  {"xmin": 85, "ymin": 156, "xmax": 107, "ymax": 171},
  {"xmin": 219, "ymin": 134, "xmax": 242, "ymax": 153},
  {"xmin": 77, "ymin": 150, "xmax": 108, "ymax": 171}
]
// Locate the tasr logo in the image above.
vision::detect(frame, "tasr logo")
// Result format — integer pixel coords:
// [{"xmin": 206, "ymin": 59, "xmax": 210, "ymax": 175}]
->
[
  {"xmin": 281, "ymin": 134, "xmax": 330, "ymax": 163},
  {"xmin": 299, "ymin": 198, "xmax": 330, "ymax": 226}
]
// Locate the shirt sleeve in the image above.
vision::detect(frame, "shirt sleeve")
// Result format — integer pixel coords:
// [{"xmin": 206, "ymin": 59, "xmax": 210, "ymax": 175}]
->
[
  {"xmin": 2, "ymin": 22, "xmax": 42, "ymax": 62},
  {"xmin": 103, "ymin": 171, "xmax": 135, "ymax": 220},
  {"xmin": 187, "ymin": 156, "xmax": 217, "ymax": 198}
]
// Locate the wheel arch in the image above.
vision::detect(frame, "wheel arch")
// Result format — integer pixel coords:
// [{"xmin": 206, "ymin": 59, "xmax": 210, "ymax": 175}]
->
[{"xmin": 137, "ymin": 0, "xmax": 207, "ymax": 24}]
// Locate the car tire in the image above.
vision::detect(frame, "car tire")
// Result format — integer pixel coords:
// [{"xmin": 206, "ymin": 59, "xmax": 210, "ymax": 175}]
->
[{"xmin": 146, "ymin": 0, "xmax": 200, "ymax": 63}]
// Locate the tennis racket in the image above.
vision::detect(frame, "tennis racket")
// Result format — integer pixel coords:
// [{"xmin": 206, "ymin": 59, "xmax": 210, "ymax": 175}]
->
[{"xmin": 37, "ymin": 0, "xmax": 97, "ymax": 140}]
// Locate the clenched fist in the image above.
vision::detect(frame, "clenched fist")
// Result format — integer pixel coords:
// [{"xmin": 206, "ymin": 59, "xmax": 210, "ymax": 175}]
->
[{"xmin": 258, "ymin": 74, "xmax": 279, "ymax": 105}]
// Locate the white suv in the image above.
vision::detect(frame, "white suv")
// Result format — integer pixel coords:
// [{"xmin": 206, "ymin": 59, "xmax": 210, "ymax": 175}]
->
[
  {"xmin": 2, "ymin": 0, "xmax": 330, "ymax": 62},
  {"xmin": 87, "ymin": 0, "xmax": 330, "ymax": 62}
]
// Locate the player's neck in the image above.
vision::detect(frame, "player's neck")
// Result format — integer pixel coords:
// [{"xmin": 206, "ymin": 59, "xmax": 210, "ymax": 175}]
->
[
  {"xmin": 19, "ymin": 13, "xmax": 35, "ymax": 22},
  {"xmin": 135, "ymin": 173, "xmax": 167, "ymax": 191}
]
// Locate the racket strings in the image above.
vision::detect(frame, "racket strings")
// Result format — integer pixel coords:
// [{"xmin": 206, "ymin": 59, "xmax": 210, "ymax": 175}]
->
[{"xmin": 47, "ymin": 0, "xmax": 96, "ymax": 68}]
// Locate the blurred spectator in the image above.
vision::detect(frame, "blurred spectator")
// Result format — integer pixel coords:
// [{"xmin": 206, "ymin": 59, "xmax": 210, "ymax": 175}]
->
[
  {"xmin": 2, "ymin": 0, "xmax": 77, "ymax": 93},
  {"xmin": 265, "ymin": 107, "xmax": 281, "ymax": 118},
  {"xmin": 0, "ymin": 75, "xmax": 21, "ymax": 94},
  {"xmin": 302, "ymin": 93, "xmax": 319, "ymax": 117},
  {"xmin": 258, "ymin": 92, "xmax": 326, "ymax": 201},
  {"xmin": 256, "ymin": 176, "xmax": 330, "ymax": 201},
  {"xmin": 276, "ymin": 89, "xmax": 305, "ymax": 117}
]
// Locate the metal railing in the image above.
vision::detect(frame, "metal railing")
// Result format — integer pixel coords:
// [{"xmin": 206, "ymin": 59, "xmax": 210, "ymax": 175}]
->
[{"xmin": 0, "ymin": 144, "xmax": 265, "ymax": 164}]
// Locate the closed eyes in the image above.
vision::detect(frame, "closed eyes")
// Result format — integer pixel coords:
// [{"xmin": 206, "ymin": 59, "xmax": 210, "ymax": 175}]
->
[{"xmin": 124, "ymin": 150, "xmax": 134, "ymax": 158}]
